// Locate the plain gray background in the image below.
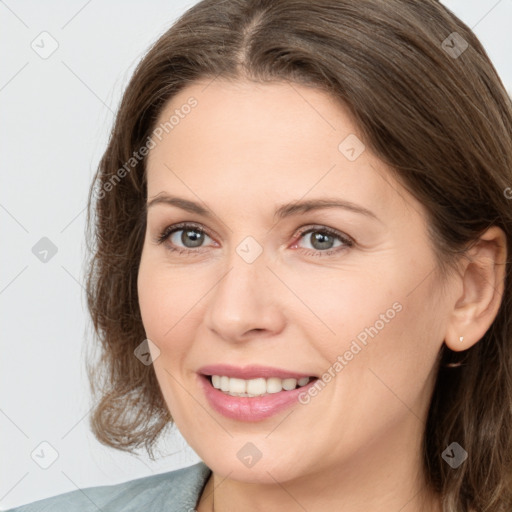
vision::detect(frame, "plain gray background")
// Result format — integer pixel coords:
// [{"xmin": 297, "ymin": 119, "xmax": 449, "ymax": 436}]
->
[{"xmin": 1, "ymin": 0, "xmax": 511, "ymax": 509}]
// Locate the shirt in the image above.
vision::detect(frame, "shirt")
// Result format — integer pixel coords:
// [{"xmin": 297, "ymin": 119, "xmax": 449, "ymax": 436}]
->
[{"xmin": 5, "ymin": 461, "xmax": 212, "ymax": 512}]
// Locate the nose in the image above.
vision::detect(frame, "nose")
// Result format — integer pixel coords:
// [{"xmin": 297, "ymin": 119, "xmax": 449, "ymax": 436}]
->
[{"xmin": 203, "ymin": 246, "xmax": 287, "ymax": 343}]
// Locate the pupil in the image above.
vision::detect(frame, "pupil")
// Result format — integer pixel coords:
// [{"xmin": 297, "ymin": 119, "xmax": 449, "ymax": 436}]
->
[
  {"xmin": 180, "ymin": 230, "xmax": 334, "ymax": 250},
  {"xmin": 183, "ymin": 229, "xmax": 204, "ymax": 248},
  {"xmin": 312, "ymin": 232, "xmax": 333, "ymax": 250}
]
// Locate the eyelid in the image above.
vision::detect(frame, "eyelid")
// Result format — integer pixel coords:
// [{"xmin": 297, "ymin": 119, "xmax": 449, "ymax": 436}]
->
[
  {"xmin": 293, "ymin": 225, "xmax": 354, "ymax": 246},
  {"xmin": 154, "ymin": 221, "xmax": 215, "ymax": 246},
  {"xmin": 154, "ymin": 221, "xmax": 354, "ymax": 255}
]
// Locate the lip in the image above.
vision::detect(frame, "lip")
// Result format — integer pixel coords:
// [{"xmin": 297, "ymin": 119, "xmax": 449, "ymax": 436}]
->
[
  {"xmin": 198, "ymin": 364, "xmax": 316, "ymax": 380},
  {"xmin": 197, "ymin": 372, "xmax": 319, "ymax": 422}
]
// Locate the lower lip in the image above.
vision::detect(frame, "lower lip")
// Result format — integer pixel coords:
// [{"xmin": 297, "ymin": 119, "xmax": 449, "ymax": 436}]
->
[{"xmin": 198, "ymin": 374, "xmax": 318, "ymax": 421}]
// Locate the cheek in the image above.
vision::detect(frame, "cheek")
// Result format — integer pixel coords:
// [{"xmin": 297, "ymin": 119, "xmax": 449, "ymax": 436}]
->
[
  {"xmin": 137, "ymin": 261, "xmax": 165, "ymax": 337},
  {"xmin": 138, "ymin": 261, "xmax": 180, "ymax": 360},
  {"xmin": 281, "ymin": 263, "xmax": 401, "ymax": 355},
  {"xmin": 137, "ymin": 258, "xmax": 194, "ymax": 417},
  {"xmin": 298, "ymin": 260, "xmax": 443, "ymax": 409},
  {"xmin": 334, "ymin": 282, "xmax": 444, "ymax": 422},
  {"xmin": 137, "ymin": 253, "xmax": 207, "ymax": 367},
  {"xmin": 138, "ymin": 250, "xmax": 187, "ymax": 335}
]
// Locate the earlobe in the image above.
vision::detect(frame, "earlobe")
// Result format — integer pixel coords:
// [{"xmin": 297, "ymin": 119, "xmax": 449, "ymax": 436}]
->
[{"xmin": 444, "ymin": 226, "xmax": 507, "ymax": 352}]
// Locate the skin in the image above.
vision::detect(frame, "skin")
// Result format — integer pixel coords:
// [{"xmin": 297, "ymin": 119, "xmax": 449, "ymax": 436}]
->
[{"xmin": 137, "ymin": 78, "xmax": 506, "ymax": 512}]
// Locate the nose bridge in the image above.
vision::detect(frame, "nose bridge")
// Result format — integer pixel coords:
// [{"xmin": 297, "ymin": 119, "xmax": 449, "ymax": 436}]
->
[
  {"xmin": 218, "ymin": 232, "xmax": 268, "ymax": 296},
  {"xmin": 204, "ymin": 236, "xmax": 285, "ymax": 341}
]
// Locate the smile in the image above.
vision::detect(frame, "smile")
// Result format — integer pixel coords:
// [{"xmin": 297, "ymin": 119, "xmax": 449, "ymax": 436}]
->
[
  {"xmin": 197, "ymin": 364, "xmax": 319, "ymax": 421},
  {"xmin": 210, "ymin": 375, "xmax": 313, "ymax": 397}
]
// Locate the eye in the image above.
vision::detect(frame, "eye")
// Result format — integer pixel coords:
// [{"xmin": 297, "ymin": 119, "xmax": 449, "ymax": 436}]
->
[
  {"xmin": 154, "ymin": 222, "xmax": 354, "ymax": 257},
  {"xmin": 293, "ymin": 226, "xmax": 354, "ymax": 256},
  {"xmin": 155, "ymin": 222, "xmax": 214, "ymax": 253}
]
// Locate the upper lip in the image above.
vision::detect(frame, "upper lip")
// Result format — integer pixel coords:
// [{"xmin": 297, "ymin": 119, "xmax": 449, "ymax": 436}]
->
[{"xmin": 198, "ymin": 364, "xmax": 317, "ymax": 380}]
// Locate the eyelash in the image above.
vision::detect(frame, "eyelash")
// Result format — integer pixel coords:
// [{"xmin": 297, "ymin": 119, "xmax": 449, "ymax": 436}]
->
[{"xmin": 154, "ymin": 222, "xmax": 354, "ymax": 258}]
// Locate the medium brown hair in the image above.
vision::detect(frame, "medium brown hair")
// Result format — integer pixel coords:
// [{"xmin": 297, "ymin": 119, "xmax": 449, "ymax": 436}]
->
[{"xmin": 85, "ymin": 0, "xmax": 512, "ymax": 509}]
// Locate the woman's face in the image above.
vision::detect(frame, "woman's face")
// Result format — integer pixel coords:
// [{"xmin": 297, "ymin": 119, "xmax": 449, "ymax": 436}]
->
[{"xmin": 138, "ymin": 79, "xmax": 455, "ymax": 483}]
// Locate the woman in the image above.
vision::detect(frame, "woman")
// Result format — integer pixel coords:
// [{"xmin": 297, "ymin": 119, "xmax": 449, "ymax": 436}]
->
[{"xmin": 9, "ymin": 0, "xmax": 512, "ymax": 511}]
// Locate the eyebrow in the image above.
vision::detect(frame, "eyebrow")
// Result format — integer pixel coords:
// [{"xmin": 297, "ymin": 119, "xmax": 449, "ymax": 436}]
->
[{"xmin": 146, "ymin": 193, "xmax": 380, "ymax": 222}]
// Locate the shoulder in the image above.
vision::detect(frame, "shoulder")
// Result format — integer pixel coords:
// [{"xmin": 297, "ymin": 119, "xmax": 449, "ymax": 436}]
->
[{"xmin": 5, "ymin": 461, "xmax": 211, "ymax": 512}]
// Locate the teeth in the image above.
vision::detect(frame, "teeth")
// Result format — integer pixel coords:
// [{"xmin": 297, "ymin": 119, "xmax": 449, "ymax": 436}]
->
[
  {"xmin": 229, "ymin": 378, "xmax": 246, "ymax": 394},
  {"xmin": 210, "ymin": 375, "xmax": 312, "ymax": 396},
  {"xmin": 282, "ymin": 378, "xmax": 297, "ymax": 391},
  {"xmin": 220, "ymin": 376, "xmax": 230, "ymax": 392},
  {"xmin": 246, "ymin": 378, "xmax": 266, "ymax": 395},
  {"xmin": 266, "ymin": 377, "xmax": 283, "ymax": 394}
]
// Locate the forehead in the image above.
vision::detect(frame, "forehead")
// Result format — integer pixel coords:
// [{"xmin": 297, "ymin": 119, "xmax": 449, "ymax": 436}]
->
[
  {"xmin": 149, "ymin": 78, "xmax": 356, "ymax": 167},
  {"xmin": 145, "ymin": 79, "xmax": 420, "ymax": 223}
]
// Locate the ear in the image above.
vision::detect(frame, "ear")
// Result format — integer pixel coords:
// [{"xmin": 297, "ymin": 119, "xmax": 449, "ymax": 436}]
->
[{"xmin": 444, "ymin": 226, "xmax": 507, "ymax": 352}]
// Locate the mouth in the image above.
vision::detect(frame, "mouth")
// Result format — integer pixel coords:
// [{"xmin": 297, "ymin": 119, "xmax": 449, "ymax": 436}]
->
[
  {"xmin": 196, "ymin": 364, "xmax": 320, "ymax": 421},
  {"xmin": 203, "ymin": 374, "xmax": 318, "ymax": 397}
]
